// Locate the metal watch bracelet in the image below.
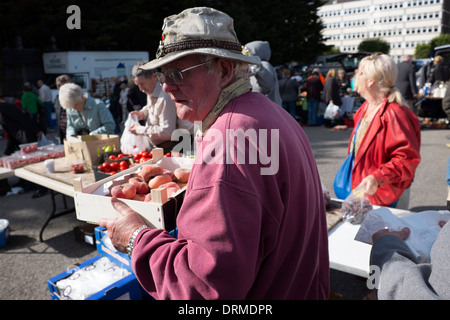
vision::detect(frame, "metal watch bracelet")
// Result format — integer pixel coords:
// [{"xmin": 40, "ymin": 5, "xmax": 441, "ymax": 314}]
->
[{"xmin": 126, "ymin": 225, "xmax": 148, "ymax": 256}]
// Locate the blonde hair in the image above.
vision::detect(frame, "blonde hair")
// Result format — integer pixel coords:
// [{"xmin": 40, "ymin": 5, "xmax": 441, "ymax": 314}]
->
[
  {"xmin": 58, "ymin": 83, "xmax": 84, "ymax": 109},
  {"xmin": 358, "ymin": 53, "xmax": 406, "ymax": 106},
  {"xmin": 325, "ymin": 68, "xmax": 337, "ymax": 81}
]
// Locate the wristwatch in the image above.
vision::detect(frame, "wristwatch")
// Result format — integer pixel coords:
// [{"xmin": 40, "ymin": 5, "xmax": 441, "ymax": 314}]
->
[{"xmin": 126, "ymin": 225, "xmax": 148, "ymax": 256}]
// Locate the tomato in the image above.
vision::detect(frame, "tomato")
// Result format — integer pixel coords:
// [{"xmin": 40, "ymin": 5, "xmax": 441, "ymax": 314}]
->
[
  {"xmin": 134, "ymin": 153, "xmax": 142, "ymax": 161},
  {"xmin": 102, "ymin": 162, "xmax": 111, "ymax": 172},
  {"xmin": 98, "ymin": 164, "xmax": 105, "ymax": 172},
  {"xmin": 119, "ymin": 160, "xmax": 128, "ymax": 167},
  {"xmin": 117, "ymin": 153, "xmax": 124, "ymax": 159},
  {"xmin": 139, "ymin": 157, "xmax": 150, "ymax": 163},
  {"xmin": 164, "ymin": 152, "xmax": 171, "ymax": 157},
  {"xmin": 109, "ymin": 155, "xmax": 117, "ymax": 160},
  {"xmin": 140, "ymin": 151, "xmax": 149, "ymax": 158},
  {"xmin": 109, "ymin": 171, "xmax": 117, "ymax": 175},
  {"xmin": 109, "ymin": 162, "xmax": 120, "ymax": 171}
]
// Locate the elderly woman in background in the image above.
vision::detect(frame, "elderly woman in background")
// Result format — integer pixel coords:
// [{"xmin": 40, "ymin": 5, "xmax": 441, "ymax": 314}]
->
[
  {"xmin": 338, "ymin": 53, "xmax": 421, "ymax": 208},
  {"xmin": 58, "ymin": 83, "xmax": 115, "ymax": 138}
]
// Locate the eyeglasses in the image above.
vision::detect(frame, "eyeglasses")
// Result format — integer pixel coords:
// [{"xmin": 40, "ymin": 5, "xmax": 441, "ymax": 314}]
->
[{"xmin": 156, "ymin": 59, "xmax": 217, "ymax": 85}]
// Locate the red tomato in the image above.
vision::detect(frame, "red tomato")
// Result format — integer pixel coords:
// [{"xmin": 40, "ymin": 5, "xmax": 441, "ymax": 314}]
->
[
  {"xmin": 140, "ymin": 151, "xmax": 149, "ymax": 158},
  {"xmin": 98, "ymin": 165, "xmax": 105, "ymax": 172},
  {"xmin": 110, "ymin": 162, "xmax": 120, "ymax": 171},
  {"xmin": 109, "ymin": 155, "xmax": 117, "ymax": 160},
  {"xmin": 109, "ymin": 171, "xmax": 117, "ymax": 175},
  {"xmin": 134, "ymin": 153, "xmax": 142, "ymax": 160},
  {"xmin": 117, "ymin": 153, "xmax": 124, "ymax": 159},
  {"xmin": 102, "ymin": 162, "xmax": 111, "ymax": 172},
  {"xmin": 164, "ymin": 152, "xmax": 171, "ymax": 157},
  {"xmin": 119, "ymin": 160, "xmax": 128, "ymax": 167}
]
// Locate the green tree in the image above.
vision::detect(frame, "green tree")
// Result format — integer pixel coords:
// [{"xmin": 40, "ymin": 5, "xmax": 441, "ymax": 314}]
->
[
  {"xmin": 430, "ymin": 34, "xmax": 450, "ymax": 48},
  {"xmin": 0, "ymin": 0, "xmax": 328, "ymax": 65},
  {"xmin": 358, "ymin": 38, "xmax": 390, "ymax": 54},
  {"xmin": 415, "ymin": 43, "xmax": 432, "ymax": 59}
]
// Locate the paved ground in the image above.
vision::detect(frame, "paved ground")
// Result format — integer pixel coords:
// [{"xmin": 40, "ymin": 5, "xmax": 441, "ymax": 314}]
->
[{"xmin": 0, "ymin": 124, "xmax": 448, "ymax": 300}]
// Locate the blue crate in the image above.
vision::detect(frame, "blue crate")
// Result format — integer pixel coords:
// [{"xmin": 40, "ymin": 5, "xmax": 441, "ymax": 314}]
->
[
  {"xmin": 95, "ymin": 226, "xmax": 132, "ymax": 272},
  {"xmin": 47, "ymin": 255, "xmax": 143, "ymax": 300},
  {"xmin": 0, "ymin": 219, "xmax": 10, "ymax": 247}
]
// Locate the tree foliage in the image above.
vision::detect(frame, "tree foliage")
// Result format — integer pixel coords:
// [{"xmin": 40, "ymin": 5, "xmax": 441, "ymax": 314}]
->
[
  {"xmin": 358, "ymin": 38, "xmax": 390, "ymax": 54},
  {"xmin": 0, "ymin": 0, "xmax": 328, "ymax": 65}
]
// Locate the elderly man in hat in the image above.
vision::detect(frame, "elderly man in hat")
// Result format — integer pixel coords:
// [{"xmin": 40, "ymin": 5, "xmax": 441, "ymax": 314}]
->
[{"xmin": 99, "ymin": 7, "xmax": 329, "ymax": 300}]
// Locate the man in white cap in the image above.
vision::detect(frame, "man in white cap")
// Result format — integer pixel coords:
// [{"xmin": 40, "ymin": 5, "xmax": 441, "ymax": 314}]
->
[{"xmin": 99, "ymin": 7, "xmax": 329, "ymax": 300}]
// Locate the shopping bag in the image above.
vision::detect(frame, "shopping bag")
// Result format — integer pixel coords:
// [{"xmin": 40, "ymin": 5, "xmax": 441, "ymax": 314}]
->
[
  {"xmin": 333, "ymin": 150, "xmax": 354, "ymax": 200},
  {"xmin": 324, "ymin": 102, "xmax": 340, "ymax": 120},
  {"xmin": 37, "ymin": 133, "xmax": 52, "ymax": 147},
  {"xmin": 120, "ymin": 114, "xmax": 151, "ymax": 155},
  {"xmin": 333, "ymin": 119, "xmax": 361, "ymax": 199},
  {"xmin": 341, "ymin": 186, "xmax": 372, "ymax": 224}
]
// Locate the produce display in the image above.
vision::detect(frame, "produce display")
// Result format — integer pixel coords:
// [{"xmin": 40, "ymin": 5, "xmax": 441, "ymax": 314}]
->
[
  {"xmin": 19, "ymin": 142, "xmax": 38, "ymax": 155},
  {"xmin": 97, "ymin": 150, "xmax": 171, "ymax": 176},
  {"xmin": 0, "ymin": 144, "xmax": 65, "ymax": 170},
  {"xmin": 108, "ymin": 164, "xmax": 190, "ymax": 203}
]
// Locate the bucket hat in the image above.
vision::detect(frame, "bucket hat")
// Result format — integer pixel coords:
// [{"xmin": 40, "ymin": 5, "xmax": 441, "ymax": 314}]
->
[{"xmin": 140, "ymin": 7, "xmax": 260, "ymax": 70}]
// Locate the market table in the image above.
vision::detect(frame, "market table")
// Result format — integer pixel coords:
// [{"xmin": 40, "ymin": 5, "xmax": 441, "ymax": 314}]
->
[
  {"xmin": 0, "ymin": 167, "xmax": 14, "ymax": 180},
  {"xmin": 327, "ymin": 199, "xmax": 412, "ymax": 278},
  {"xmin": 14, "ymin": 157, "xmax": 97, "ymax": 242}
]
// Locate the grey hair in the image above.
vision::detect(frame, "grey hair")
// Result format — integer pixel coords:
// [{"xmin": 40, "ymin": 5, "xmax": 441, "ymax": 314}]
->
[
  {"xmin": 58, "ymin": 83, "xmax": 84, "ymax": 109},
  {"xmin": 132, "ymin": 61, "xmax": 156, "ymax": 79},
  {"xmin": 199, "ymin": 55, "xmax": 250, "ymax": 80}
]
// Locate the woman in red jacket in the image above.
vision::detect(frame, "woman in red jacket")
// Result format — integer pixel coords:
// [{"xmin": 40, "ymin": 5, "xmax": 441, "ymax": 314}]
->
[{"xmin": 348, "ymin": 53, "xmax": 421, "ymax": 208}]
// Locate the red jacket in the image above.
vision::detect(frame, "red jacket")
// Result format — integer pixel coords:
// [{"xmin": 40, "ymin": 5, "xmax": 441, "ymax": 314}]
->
[{"xmin": 350, "ymin": 99, "xmax": 421, "ymax": 206}]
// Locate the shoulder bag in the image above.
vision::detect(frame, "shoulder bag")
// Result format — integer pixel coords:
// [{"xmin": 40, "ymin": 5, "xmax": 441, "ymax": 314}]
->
[{"xmin": 333, "ymin": 120, "xmax": 361, "ymax": 199}]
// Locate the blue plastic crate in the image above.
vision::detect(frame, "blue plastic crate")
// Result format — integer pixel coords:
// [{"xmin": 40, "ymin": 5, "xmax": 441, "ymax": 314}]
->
[
  {"xmin": 0, "ymin": 219, "xmax": 10, "ymax": 247},
  {"xmin": 47, "ymin": 255, "xmax": 143, "ymax": 300}
]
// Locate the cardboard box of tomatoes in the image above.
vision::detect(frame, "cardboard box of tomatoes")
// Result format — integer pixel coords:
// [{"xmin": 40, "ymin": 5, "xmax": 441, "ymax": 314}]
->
[
  {"xmin": 64, "ymin": 134, "xmax": 120, "ymax": 168},
  {"xmin": 73, "ymin": 148, "xmax": 194, "ymax": 232}
]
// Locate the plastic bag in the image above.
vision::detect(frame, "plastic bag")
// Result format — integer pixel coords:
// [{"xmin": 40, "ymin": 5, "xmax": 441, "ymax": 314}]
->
[
  {"xmin": 341, "ymin": 186, "xmax": 373, "ymax": 224},
  {"xmin": 120, "ymin": 114, "xmax": 151, "ymax": 155},
  {"xmin": 324, "ymin": 102, "xmax": 340, "ymax": 120},
  {"xmin": 37, "ymin": 133, "xmax": 52, "ymax": 147}
]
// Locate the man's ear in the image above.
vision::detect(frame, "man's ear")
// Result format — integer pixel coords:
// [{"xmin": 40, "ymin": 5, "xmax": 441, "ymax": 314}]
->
[{"xmin": 216, "ymin": 58, "xmax": 235, "ymax": 89}]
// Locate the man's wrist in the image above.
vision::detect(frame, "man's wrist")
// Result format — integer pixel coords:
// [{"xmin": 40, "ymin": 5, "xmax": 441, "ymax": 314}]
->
[{"xmin": 126, "ymin": 225, "xmax": 148, "ymax": 256}]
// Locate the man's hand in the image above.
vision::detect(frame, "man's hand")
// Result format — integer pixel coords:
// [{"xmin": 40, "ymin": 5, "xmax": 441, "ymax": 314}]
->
[
  {"xmin": 98, "ymin": 197, "xmax": 153, "ymax": 253},
  {"xmin": 372, "ymin": 221, "xmax": 448, "ymax": 244},
  {"xmin": 372, "ymin": 227, "xmax": 410, "ymax": 243}
]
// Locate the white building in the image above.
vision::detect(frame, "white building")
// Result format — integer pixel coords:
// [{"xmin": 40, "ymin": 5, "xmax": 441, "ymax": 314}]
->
[{"xmin": 318, "ymin": 0, "xmax": 450, "ymax": 62}]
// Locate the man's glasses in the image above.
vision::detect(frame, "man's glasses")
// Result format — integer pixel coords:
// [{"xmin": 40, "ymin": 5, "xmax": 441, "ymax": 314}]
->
[{"xmin": 156, "ymin": 59, "xmax": 217, "ymax": 85}]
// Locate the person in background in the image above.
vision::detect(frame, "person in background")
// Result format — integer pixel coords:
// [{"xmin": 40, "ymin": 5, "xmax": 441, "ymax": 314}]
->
[
  {"xmin": 350, "ymin": 68, "xmax": 358, "ymax": 91},
  {"xmin": 128, "ymin": 61, "xmax": 193, "ymax": 154},
  {"xmin": 306, "ymin": 68, "xmax": 324, "ymax": 126},
  {"xmin": 338, "ymin": 53, "xmax": 421, "ymax": 208},
  {"xmin": 337, "ymin": 68, "xmax": 350, "ymax": 97},
  {"xmin": 322, "ymin": 68, "xmax": 342, "ymax": 108},
  {"xmin": 54, "ymin": 74, "xmax": 72, "ymax": 142},
  {"xmin": 58, "ymin": 83, "xmax": 115, "ymax": 138},
  {"xmin": 0, "ymin": 98, "xmax": 47, "ymax": 198},
  {"xmin": 369, "ymin": 220, "xmax": 449, "ymax": 299},
  {"xmin": 430, "ymin": 55, "xmax": 450, "ymax": 85},
  {"xmin": 322, "ymin": 68, "xmax": 344, "ymax": 127},
  {"xmin": 278, "ymin": 67, "xmax": 300, "ymax": 119},
  {"xmin": 395, "ymin": 54, "xmax": 418, "ymax": 114},
  {"xmin": 244, "ymin": 40, "xmax": 282, "ymax": 106},
  {"xmin": 21, "ymin": 82, "xmax": 43, "ymax": 131},
  {"xmin": 99, "ymin": 7, "xmax": 329, "ymax": 300},
  {"xmin": 119, "ymin": 82, "xmax": 129, "ymax": 124},
  {"xmin": 37, "ymin": 80, "xmax": 54, "ymax": 130}
]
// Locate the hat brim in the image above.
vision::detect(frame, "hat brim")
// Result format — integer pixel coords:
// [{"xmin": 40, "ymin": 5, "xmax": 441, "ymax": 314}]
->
[{"xmin": 140, "ymin": 48, "xmax": 261, "ymax": 70}]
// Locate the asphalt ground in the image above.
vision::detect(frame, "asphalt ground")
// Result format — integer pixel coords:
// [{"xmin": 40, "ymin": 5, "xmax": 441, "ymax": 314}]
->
[{"xmin": 0, "ymin": 123, "xmax": 449, "ymax": 301}]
